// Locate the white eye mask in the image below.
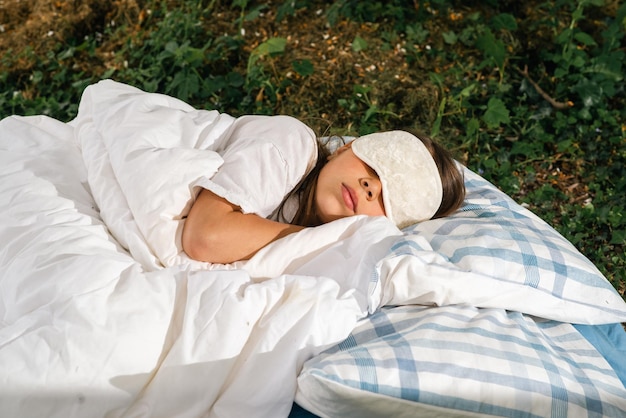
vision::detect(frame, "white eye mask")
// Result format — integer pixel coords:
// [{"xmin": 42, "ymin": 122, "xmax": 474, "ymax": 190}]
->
[{"xmin": 351, "ymin": 131, "xmax": 443, "ymax": 229}]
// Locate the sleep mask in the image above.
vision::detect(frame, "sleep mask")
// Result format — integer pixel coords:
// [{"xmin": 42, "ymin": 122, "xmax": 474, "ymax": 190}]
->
[{"xmin": 351, "ymin": 131, "xmax": 443, "ymax": 229}]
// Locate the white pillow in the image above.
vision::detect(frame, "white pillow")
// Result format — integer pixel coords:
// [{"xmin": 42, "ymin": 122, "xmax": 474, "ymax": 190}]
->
[{"xmin": 372, "ymin": 167, "xmax": 626, "ymax": 324}]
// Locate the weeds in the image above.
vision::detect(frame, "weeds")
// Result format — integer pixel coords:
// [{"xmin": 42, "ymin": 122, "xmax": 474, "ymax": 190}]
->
[{"xmin": 0, "ymin": 0, "xmax": 624, "ymax": 296}]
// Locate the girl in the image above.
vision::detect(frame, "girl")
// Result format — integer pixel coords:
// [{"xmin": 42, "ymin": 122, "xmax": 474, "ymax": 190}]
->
[{"xmin": 182, "ymin": 117, "xmax": 465, "ymax": 264}]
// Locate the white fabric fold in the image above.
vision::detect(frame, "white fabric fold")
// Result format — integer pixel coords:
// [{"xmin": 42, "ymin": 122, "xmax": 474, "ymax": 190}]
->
[{"xmin": 0, "ymin": 104, "xmax": 384, "ymax": 418}]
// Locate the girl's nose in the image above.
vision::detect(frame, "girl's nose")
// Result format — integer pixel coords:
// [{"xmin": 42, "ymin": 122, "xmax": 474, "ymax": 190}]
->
[{"xmin": 360, "ymin": 178, "xmax": 382, "ymax": 200}]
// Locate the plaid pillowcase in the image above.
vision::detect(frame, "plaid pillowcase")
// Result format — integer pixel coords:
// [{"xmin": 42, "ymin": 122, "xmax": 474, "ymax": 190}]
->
[
  {"xmin": 370, "ymin": 167, "xmax": 626, "ymax": 324},
  {"xmin": 297, "ymin": 305, "xmax": 626, "ymax": 417}
]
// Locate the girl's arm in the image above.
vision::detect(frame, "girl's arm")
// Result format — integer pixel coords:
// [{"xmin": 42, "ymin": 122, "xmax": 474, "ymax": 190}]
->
[{"xmin": 182, "ymin": 189, "xmax": 304, "ymax": 263}]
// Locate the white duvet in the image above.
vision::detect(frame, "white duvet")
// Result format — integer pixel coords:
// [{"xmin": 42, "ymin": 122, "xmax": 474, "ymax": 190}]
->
[
  {"xmin": 2, "ymin": 81, "xmax": 625, "ymax": 418},
  {"xmin": 0, "ymin": 81, "xmax": 401, "ymax": 418}
]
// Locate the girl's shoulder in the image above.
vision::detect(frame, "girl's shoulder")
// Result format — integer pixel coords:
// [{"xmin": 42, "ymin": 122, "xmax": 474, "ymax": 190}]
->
[{"xmin": 226, "ymin": 114, "xmax": 318, "ymax": 168}]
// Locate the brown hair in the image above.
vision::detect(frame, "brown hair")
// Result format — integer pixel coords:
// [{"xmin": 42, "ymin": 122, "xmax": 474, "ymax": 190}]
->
[
  {"xmin": 276, "ymin": 140, "xmax": 333, "ymax": 227},
  {"xmin": 416, "ymin": 133, "xmax": 466, "ymax": 219},
  {"xmin": 279, "ymin": 133, "xmax": 465, "ymax": 227}
]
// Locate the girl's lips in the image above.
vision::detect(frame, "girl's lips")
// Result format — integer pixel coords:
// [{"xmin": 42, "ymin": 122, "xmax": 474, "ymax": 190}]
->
[{"xmin": 341, "ymin": 183, "xmax": 357, "ymax": 212}]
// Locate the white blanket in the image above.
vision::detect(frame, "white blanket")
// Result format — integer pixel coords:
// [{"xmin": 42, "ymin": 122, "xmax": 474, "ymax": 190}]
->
[
  {"xmin": 2, "ymin": 81, "xmax": 625, "ymax": 418},
  {"xmin": 0, "ymin": 82, "xmax": 402, "ymax": 418}
]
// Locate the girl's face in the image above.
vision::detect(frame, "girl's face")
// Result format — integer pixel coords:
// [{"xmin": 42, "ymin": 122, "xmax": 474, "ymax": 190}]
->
[{"xmin": 315, "ymin": 143, "xmax": 386, "ymax": 223}]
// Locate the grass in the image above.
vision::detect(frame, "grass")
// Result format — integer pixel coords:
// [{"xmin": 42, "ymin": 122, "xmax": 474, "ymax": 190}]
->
[{"xmin": 0, "ymin": 0, "xmax": 624, "ymax": 299}]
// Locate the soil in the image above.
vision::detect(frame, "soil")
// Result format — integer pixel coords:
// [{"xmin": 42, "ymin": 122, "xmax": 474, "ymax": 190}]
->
[
  {"xmin": 0, "ymin": 0, "xmax": 604, "ymax": 207},
  {"xmin": 0, "ymin": 0, "xmax": 116, "ymax": 68},
  {"xmin": 0, "ymin": 0, "xmax": 442, "ymax": 130}
]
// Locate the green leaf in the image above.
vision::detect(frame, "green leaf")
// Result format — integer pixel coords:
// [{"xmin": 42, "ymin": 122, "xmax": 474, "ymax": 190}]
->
[
  {"xmin": 573, "ymin": 78, "xmax": 603, "ymax": 108},
  {"xmin": 482, "ymin": 97, "xmax": 510, "ymax": 128},
  {"xmin": 585, "ymin": 62, "xmax": 624, "ymax": 82},
  {"xmin": 352, "ymin": 36, "xmax": 368, "ymax": 52},
  {"xmin": 364, "ymin": 105, "xmax": 378, "ymax": 122},
  {"xmin": 244, "ymin": 5, "xmax": 266, "ymax": 21},
  {"xmin": 610, "ymin": 229, "xmax": 625, "ymax": 244},
  {"xmin": 574, "ymin": 31, "xmax": 597, "ymax": 46},
  {"xmin": 554, "ymin": 67, "xmax": 569, "ymax": 78},
  {"xmin": 466, "ymin": 117, "xmax": 480, "ymax": 137},
  {"xmin": 184, "ymin": 47, "xmax": 205, "ymax": 67},
  {"xmin": 429, "ymin": 72, "xmax": 445, "ymax": 88},
  {"xmin": 253, "ymin": 37, "xmax": 287, "ymax": 57},
  {"xmin": 492, "ymin": 13, "xmax": 518, "ymax": 31},
  {"xmin": 430, "ymin": 96, "xmax": 446, "ymax": 138},
  {"xmin": 459, "ymin": 83, "xmax": 476, "ymax": 98},
  {"xmin": 225, "ymin": 71, "xmax": 244, "ymax": 87},
  {"xmin": 292, "ymin": 59, "xmax": 314, "ymax": 76},
  {"xmin": 165, "ymin": 41, "xmax": 179, "ymax": 54},
  {"xmin": 442, "ymin": 31, "xmax": 457, "ymax": 45},
  {"xmin": 405, "ymin": 23, "xmax": 429, "ymax": 44},
  {"xmin": 353, "ymin": 84, "xmax": 371, "ymax": 96},
  {"xmin": 555, "ymin": 28, "xmax": 572, "ymax": 45},
  {"xmin": 58, "ymin": 47, "xmax": 76, "ymax": 60},
  {"xmin": 169, "ymin": 70, "xmax": 199, "ymax": 102},
  {"xmin": 572, "ymin": 5, "xmax": 584, "ymax": 22},
  {"xmin": 572, "ymin": 54, "xmax": 587, "ymax": 68},
  {"xmin": 476, "ymin": 29, "xmax": 505, "ymax": 70},
  {"xmin": 247, "ymin": 37, "xmax": 286, "ymax": 74},
  {"xmin": 102, "ymin": 68, "xmax": 116, "ymax": 79},
  {"xmin": 231, "ymin": 0, "xmax": 248, "ymax": 8},
  {"xmin": 276, "ymin": 0, "xmax": 297, "ymax": 22},
  {"xmin": 31, "ymin": 70, "xmax": 44, "ymax": 84}
]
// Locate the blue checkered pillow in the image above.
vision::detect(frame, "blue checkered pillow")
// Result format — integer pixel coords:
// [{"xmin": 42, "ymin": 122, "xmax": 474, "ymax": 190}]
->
[
  {"xmin": 370, "ymin": 167, "xmax": 626, "ymax": 324},
  {"xmin": 296, "ymin": 305, "xmax": 626, "ymax": 417}
]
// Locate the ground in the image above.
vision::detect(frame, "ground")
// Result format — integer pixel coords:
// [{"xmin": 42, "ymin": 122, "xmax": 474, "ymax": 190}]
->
[
  {"xmin": 1, "ymin": 0, "xmax": 624, "ymax": 297},
  {"xmin": 0, "ymin": 0, "xmax": 594, "ymax": 219}
]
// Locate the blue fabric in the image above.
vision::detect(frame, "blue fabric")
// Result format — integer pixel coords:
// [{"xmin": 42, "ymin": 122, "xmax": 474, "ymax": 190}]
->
[{"xmin": 575, "ymin": 323, "xmax": 626, "ymax": 388}]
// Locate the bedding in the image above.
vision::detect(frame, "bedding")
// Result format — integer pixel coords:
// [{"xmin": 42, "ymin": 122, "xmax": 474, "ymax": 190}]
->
[
  {"xmin": 1, "ymin": 80, "xmax": 625, "ymax": 418},
  {"xmin": 0, "ymin": 109, "xmax": 394, "ymax": 418},
  {"xmin": 296, "ymin": 306, "xmax": 626, "ymax": 417},
  {"xmin": 294, "ymin": 162, "xmax": 626, "ymax": 417}
]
